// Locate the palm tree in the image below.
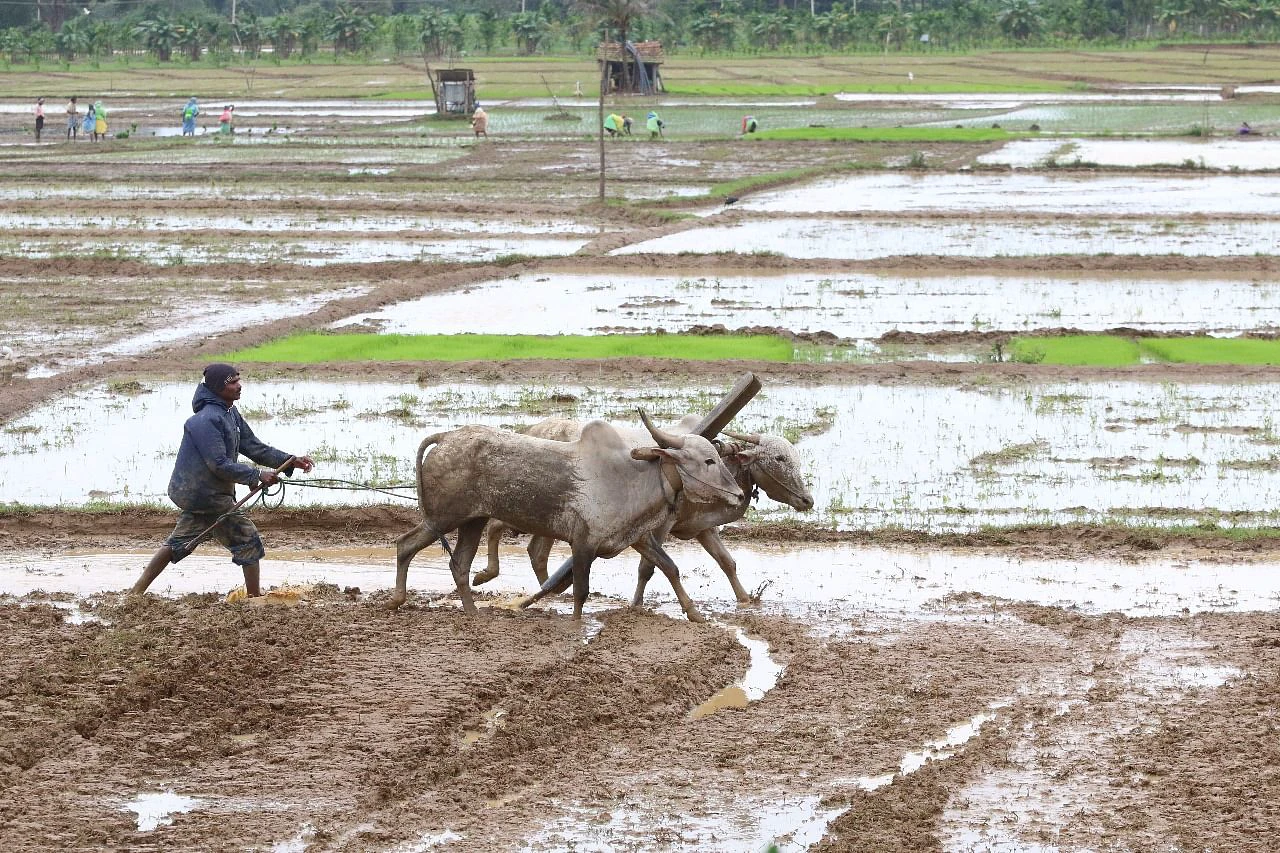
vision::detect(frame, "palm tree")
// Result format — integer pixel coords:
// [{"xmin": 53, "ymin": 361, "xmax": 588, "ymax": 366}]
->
[
  {"xmin": 998, "ymin": 0, "xmax": 1040, "ymax": 40},
  {"xmin": 134, "ymin": 15, "xmax": 180, "ymax": 61},
  {"xmin": 267, "ymin": 14, "xmax": 300, "ymax": 59},
  {"xmin": 576, "ymin": 0, "xmax": 654, "ymax": 93},
  {"xmin": 326, "ymin": 4, "xmax": 374, "ymax": 55}
]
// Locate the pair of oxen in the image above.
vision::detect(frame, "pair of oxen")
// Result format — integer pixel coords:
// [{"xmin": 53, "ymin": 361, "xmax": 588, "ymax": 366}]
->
[{"xmin": 390, "ymin": 406, "xmax": 813, "ymax": 621}]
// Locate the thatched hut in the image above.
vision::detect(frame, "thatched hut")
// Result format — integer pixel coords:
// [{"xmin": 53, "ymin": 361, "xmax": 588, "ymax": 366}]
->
[{"xmin": 596, "ymin": 41, "xmax": 665, "ymax": 95}]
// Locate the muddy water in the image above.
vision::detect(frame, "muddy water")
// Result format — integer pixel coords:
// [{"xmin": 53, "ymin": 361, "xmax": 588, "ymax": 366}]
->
[
  {"xmin": 7, "ymin": 235, "xmax": 587, "ymax": 265},
  {"xmin": 0, "ymin": 213, "xmax": 606, "ymax": 235},
  {"xmin": 6, "ymin": 379, "xmax": 1280, "ymax": 529},
  {"xmin": 980, "ymin": 137, "xmax": 1280, "ymax": 170},
  {"xmin": 615, "ymin": 216, "xmax": 1280, "ymax": 259},
  {"xmin": 4, "ymin": 540, "xmax": 1275, "ymax": 617},
  {"xmin": 736, "ymin": 172, "xmax": 1280, "ymax": 215},
  {"xmin": 332, "ymin": 271, "xmax": 1280, "ymax": 338}
]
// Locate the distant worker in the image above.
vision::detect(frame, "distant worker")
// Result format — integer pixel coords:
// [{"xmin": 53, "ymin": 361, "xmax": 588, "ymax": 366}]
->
[
  {"xmin": 82, "ymin": 103, "xmax": 95, "ymax": 139},
  {"xmin": 621, "ymin": 114, "xmax": 633, "ymax": 135},
  {"xmin": 182, "ymin": 97, "xmax": 199, "ymax": 136},
  {"xmin": 471, "ymin": 105, "xmax": 488, "ymax": 137},
  {"xmin": 742, "ymin": 115, "xmax": 758, "ymax": 134},
  {"xmin": 604, "ymin": 113, "xmax": 621, "ymax": 137},
  {"xmin": 66, "ymin": 96, "xmax": 79, "ymax": 141},
  {"xmin": 34, "ymin": 97, "xmax": 45, "ymax": 142},
  {"xmin": 646, "ymin": 110, "xmax": 664, "ymax": 139},
  {"xmin": 92, "ymin": 100, "xmax": 107, "ymax": 141},
  {"xmin": 220, "ymin": 104, "xmax": 234, "ymax": 134},
  {"xmin": 1238, "ymin": 121, "xmax": 1253, "ymax": 135}
]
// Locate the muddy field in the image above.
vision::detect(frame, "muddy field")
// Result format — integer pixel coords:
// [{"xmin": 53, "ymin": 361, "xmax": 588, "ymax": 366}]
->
[{"xmin": 4, "ymin": 83, "xmax": 1280, "ymax": 852}]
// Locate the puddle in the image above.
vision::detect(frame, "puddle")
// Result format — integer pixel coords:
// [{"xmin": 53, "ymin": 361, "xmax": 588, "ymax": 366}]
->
[
  {"xmin": 9, "ymin": 236, "xmax": 588, "ymax": 265},
  {"xmin": 461, "ymin": 708, "xmax": 507, "ymax": 747},
  {"xmin": 122, "ymin": 790, "xmax": 200, "ymax": 831},
  {"xmin": 981, "ymin": 137, "xmax": 1280, "ymax": 170},
  {"xmin": 331, "ymin": 271, "xmax": 1280, "ymax": 339},
  {"xmin": 615, "ymin": 216, "xmax": 1280, "ymax": 259},
  {"xmin": 691, "ymin": 627, "xmax": 785, "ymax": 718},
  {"xmin": 733, "ymin": 172, "xmax": 1280, "ymax": 215},
  {"xmin": 8, "ymin": 379, "xmax": 1280, "ymax": 531}
]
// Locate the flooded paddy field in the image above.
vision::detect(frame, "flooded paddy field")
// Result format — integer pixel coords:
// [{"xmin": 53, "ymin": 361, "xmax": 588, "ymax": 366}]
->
[
  {"xmin": 6, "ymin": 377, "xmax": 1280, "ymax": 531},
  {"xmin": 5, "ymin": 77, "xmax": 1280, "ymax": 851},
  {"xmin": 338, "ymin": 270, "xmax": 1280, "ymax": 340}
]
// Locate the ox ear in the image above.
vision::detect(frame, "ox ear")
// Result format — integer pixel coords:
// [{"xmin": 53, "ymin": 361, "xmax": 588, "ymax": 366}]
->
[{"xmin": 631, "ymin": 447, "xmax": 666, "ymax": 461}]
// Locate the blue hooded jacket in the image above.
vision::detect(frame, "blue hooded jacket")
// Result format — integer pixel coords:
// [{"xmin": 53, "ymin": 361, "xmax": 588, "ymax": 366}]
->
[{"xmin": 167, "ymin": 383, "xmax": 293, "ymax": 512}]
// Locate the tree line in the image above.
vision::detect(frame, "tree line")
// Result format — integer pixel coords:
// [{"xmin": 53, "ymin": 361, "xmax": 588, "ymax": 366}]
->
[{"xmin": 2, "ymin": 0, "xmax": 1278, "ymax": 66}]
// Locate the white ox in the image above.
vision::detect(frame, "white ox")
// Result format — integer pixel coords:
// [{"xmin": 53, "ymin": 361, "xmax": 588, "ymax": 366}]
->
[
  {"xmin": 391, "ymin": 412, "xmax": 744, "ymax": 620},
  {"xmin": 480, "ymin": 414, "xmax": 814, "ymax": 608}
]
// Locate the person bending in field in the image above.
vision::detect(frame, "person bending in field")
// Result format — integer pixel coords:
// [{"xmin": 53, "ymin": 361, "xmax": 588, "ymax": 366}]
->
[{"xmin": 132, "ymin": 364, "xmax": 314, "ymax": 598}]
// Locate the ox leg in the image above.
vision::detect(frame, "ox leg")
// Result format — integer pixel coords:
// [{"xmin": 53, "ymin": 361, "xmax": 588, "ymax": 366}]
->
[
  {"xmin": 630, "ymin": 557, "xmax": 657, "ymax": 608},
  {"xmin": 696, "ymin": 529, "xmax": 751, "ymax": 603},
  {"xmin": 450, "ymin": 518, "xmax": 487, "ymax": 615},
  {"xmin": 634, "ymin": 534, "xmax": 706, "ymax": 623},
  {"xmin": 569, "ymin": 543, "xmax": 596, "ymax": 621},
  {"xmin": 516, "ymin": 556, "xmax": 574, "ymax": 610},
  {"xmin": 527, "ymin": 535, "xmax": 554, "ymax": 584},
  {"xmin": 392, "ymin": 523, "xmax": 441, "ymax": 610},
  {"xmin": 473, "ymin": 520, "xmax": 507, "ymax": 586}
]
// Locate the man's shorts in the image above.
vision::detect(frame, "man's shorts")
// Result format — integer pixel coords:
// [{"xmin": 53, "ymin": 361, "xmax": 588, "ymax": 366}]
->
[{"xmin": 166, "ymin": 495, "xmax": 264, "ymax": 565}]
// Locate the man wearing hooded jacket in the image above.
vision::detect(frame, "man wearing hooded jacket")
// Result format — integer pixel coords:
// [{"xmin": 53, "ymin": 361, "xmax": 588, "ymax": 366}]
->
[{"xmin": 131, "ymin": 363, "xmax": 315, "ymax": 598}]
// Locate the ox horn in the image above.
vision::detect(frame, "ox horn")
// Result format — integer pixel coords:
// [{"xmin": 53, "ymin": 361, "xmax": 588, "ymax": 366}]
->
[
  {"xmin": 722, "ymin": 429, "xmax": 761, "ymax": 444},
  {"xmin": 638, "ymin": 409, "xmax": 685, "ymax": 449}
]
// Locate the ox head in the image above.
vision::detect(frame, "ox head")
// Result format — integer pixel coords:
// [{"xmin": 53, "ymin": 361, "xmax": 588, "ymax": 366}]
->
[
  {"xmin": 721, "ymin": 429, "xmax": 815, "ymax": 511},
  {"xmin": 631, "ymin": 410, "xmax": 744, "ymax": 508}
]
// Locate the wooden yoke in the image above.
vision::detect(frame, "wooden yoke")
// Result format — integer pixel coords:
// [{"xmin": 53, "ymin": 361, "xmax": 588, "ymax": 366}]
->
[{"xmin": 690, "ymin": 372, "xmax": 762, "ymax": 438}]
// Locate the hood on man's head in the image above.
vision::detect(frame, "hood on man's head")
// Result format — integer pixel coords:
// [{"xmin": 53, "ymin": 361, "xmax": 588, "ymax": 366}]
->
[{"xmin": 202, "ymin": 362, "xmax": 238, "ymax": 392}]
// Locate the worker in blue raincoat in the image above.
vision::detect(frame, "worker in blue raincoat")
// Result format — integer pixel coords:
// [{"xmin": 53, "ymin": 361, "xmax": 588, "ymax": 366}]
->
[{"xmin": 131, "ymin": 364, "xmax": 315, "ymax": 598}]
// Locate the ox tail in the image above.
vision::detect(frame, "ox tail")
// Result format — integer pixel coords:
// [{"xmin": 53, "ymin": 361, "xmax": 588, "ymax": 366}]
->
[{"xmin": 414, "ymin": 432, "xmax": 448, "ymax": 513}]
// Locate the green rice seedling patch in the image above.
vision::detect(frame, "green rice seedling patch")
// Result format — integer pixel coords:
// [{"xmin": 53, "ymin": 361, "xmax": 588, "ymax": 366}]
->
[
  {"xmin": 1011, "ymin": 335, "xmax": 1280, "ymax": 366},
  {"xmin": 226, "ymin": 333, "xmax": 794, "ymax": 363},
  {"xmin": 1141, "ymin": 337, "xmax": 1280, "ymax": 365},
  {"xmin": 1009, "ymin": 335, "xmax": 1142, "ymax": 366}
]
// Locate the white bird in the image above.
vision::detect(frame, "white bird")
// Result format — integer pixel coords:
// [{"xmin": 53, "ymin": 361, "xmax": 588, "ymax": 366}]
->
[
  {"xmin": 0, "ymin": 345, "xmax": 14, "ymax": 360},
  {"xmin": 908, "ymin": 72, "xmax": 914, "ymax": 82}
]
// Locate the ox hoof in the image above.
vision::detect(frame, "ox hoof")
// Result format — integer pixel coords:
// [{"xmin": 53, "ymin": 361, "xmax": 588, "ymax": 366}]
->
[
  {"xmin": 472, "ymin": 570, "xmax": 497, "ymax": 587},
  {"xmin": 684, "ymin": 609, "xmax": 707, "ymax": 624},
  {"xmin": 385, "ymin": 594, "xmax": 407, "ymax": 611},
  {"xmin": 514, "ymin": 595, "xmax": 535, "ymax": 610}
]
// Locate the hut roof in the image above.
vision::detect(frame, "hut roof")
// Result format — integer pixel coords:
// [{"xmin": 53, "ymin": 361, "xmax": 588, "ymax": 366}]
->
[
  {"xmin": 434, "ymin": 68, "xmax": 475, "ymax": 82},
  {"xmin": 596, "ymin": 41, "xmax": 664, "ymax": 63}
]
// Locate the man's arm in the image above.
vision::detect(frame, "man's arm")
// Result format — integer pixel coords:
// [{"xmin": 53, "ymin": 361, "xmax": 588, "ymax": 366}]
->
[{"xmin": 236, "ymin": 412, "xmax": 314, "ymax": 482}]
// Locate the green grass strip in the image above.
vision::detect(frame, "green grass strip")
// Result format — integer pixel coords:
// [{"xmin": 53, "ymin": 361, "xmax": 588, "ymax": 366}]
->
[
  {"xmin": 754, "ymin": 127, "xmax": 1019, "ymax": 143},
  {"xmin": 226, "ymin": 333, "xmax": 794, "ymax": 363}
]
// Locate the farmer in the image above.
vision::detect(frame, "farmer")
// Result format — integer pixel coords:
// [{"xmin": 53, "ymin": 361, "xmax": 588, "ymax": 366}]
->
[
  {"xmin": 646, "ymin": 110, "xmax": 664, "ymax": 139},
  {"xmin": 604, "ymin": 112, "xmax": 621, "ymax": 137},
  {"xmin": 742, "ymin": 115, "xmax": 758, "ymax": 134},
  {"xmin": 182, "ymin": 97, "xmax": 199, "ymax": 136},
  {"xmin": 1238, "ymin": 121, "xmax": 1253, "ymax": 136},
  {"xmin": 219, "ymin": 105, "xmax": 234, "ymax": 134},
  {"xmin": 34, "ymin": 97, "xmax": 45, "ymax": 142},
  {"xmin": 131, "ymin": 364, "xmax": 315, "ymax": 598},
  {"xmin": 92, "ymin": 100, "xmax": 107, "ymax": 141},
  {"xmin": 621, "ymin": 113, "xmax": 633, "ymax": 135},
  {"xmin": 471, "ymin": 105, "xmax": 488, "ymax": 137},
  {"xmin": 66, "ymin": 96, "xmax": 79, "ymax": 140}
]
